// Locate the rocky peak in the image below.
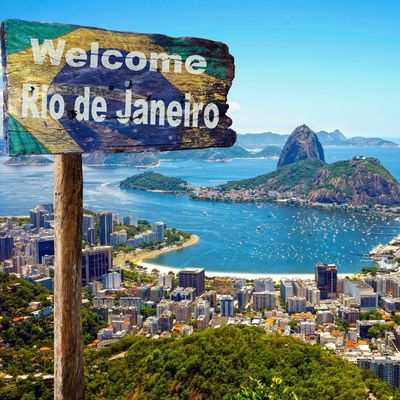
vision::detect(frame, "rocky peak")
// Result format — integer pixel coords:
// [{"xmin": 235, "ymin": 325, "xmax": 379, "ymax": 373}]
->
[{"xmin": 277, "ymin": 125, "xmax": 325, "ymax": 168}]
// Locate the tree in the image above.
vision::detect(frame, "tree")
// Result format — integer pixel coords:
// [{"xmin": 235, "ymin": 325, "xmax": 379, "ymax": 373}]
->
[{"xmin": 228, "ymin": 377, "xmax": 299, "ymax": 400}]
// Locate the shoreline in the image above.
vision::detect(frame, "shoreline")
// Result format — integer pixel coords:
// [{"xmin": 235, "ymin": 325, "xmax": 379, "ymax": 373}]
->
[
  {"xmin": 114, "ymin": 234, "xmax": 200, "ymax": 266},
  {"xmin": 137, "ymin": 260, "xmax": 358, "ymax": 282}
]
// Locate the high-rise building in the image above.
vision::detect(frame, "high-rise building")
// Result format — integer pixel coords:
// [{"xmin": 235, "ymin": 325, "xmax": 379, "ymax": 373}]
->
[
  {"xmin": 220, "ymin": 295, "xmax": 234, "ymax": 317},
  {"xmin": 173, "ymin": 300, "xmax": 192, "ymax": 323},
  {"xmin": 34, "ymin": 236, "xmax": 54, "ymax": 264},
  {"xmin": 0, "ymin": 236, "xmax": 14, "ymax": 261},
  {"xmin": 253, "ymin": 291, "xmax": 275, "ymax": 311},
  {"xmin": 158, "ymin": 311, "xmax": 174, "ymax": 332},
  {"xmin": 120, "ymin": 297, "xmax": 142, "ymax": 310},
  {"xmin": 357, "ymin": 356, "xmax": 400, "ymax": 388},
  {"xmin": 153, "ymin": 222, "xmax": 165, "ymax": 243},
  {"xmin": 29, "ymin": 204, "xmax": 54, "ymax": 229},
  {"xmin": 254, "ymin": 278, "xmax": 274, "ymax": 293},
  {"xmin": 157, "ymin": 299, "xmax": 173, "ymax": 317},
  {"xmin": 110, "ymin": 230, "xmax": 128, "ymax": 246},
  {"xmin": 286, "ymin": 296, "xmax": 306, "ymax": 313},
  {"xmin": 81, "ymin": 246, "xmax": 112, "ymax": 286},
  {"xmin": 158, "ymin": 273, "xmax": 175, "ymax": 289},
  {"xmin": 143, "ymin": 316, "xmax": 159, "ymax": 335},
  {"xmin": 123, "ymin": 216, "xmax": 138, "ymax": 226},
  {"xmin": 102, "ymin": 269, "xmax": 122, "ymax": 290},
  {"xmin": 343, "ymin": 279, "xmax": 378, "ymax": 311},
  {"xmin": 82, "ymin": 214, "xmax": 95, "ymax": 242},
  {"xmin": 315, "ymin": 263, "xmax": 338, "ymax": 300},
  {"xmin": 87, "ymin": 227, "xmax": 96, "ymax": 245},
  {"xmin": 194, "ymin": 300, "xmax": 210, "ymax": 322},
  {"xmin": 280, "ymin": 280, "xmax": 294, "ymax": 303},
  {"xmin": 238, "ymin": 288, "xmax": 253, "ymax": 310},
  {"xmin": 178, "ymin": 268, "xmax": 205, "ymax": 296},
  {"xmin": 99, "ymin": 212, "xmax": 113, "ymax": 245}
]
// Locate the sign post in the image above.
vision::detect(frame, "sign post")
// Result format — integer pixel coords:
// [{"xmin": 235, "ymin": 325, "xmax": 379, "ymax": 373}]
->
[
  {"xmin": 1, "ymin": 19, "xmax": 235, "ymax": 399},
  {"xmin": 54, "ymin": 154, "xmax": 84, "ymax": 399}
]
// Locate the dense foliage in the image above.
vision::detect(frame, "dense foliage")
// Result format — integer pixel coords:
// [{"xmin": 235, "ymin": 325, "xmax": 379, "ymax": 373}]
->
[
  {"xmin": 83, "ymin": 325, "xmax": 399, "ymax": 400},
  {"xmin": 120, "ymin": 171, "xmax": 190, "ymax": 192},
  {"xmin": 221, "ymin": 159, "xmax": 324, "ymax": 191},
  {"xmin": 0, "ymin": 273, "xmax": 107, "ymax": 399}
]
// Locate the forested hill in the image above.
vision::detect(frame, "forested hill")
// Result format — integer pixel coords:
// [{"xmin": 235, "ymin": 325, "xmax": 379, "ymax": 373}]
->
[
  {"xmin": 120, "ymin": 171, "xmax": 190, "ymax": 192},
  {"xmin": 83, "ymin": 324, "xmax": 398, "ymax": 400},
  {"xmin": 220, "ymin": 157, "xmax": 400, "ymax": 206}
]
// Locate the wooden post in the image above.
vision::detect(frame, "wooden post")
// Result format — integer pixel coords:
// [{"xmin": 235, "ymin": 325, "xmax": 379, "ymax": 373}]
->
[{"xmin": 54, "ymin": 154, "xmax": 85, "ymax": 400}]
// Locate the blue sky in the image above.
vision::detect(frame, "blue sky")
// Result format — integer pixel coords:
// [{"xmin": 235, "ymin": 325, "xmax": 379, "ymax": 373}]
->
[{"xmin": 1, "ymin": 0, "xmax": 400, "ymax": 137}]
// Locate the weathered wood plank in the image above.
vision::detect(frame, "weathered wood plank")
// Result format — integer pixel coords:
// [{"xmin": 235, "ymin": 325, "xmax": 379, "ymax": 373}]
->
[
  {"xmin": 1, "ymin": 19, "xmax": 236, "ymax": 156},
  {"xmin": 54, "ymin": 154, "xmax": 84, "ymax": 400}
]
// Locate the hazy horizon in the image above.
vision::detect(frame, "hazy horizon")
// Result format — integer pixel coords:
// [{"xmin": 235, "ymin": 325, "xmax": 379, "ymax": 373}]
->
[{"xmin": 1, "ymin": 0, "xmax": 399, "ymax": 139}]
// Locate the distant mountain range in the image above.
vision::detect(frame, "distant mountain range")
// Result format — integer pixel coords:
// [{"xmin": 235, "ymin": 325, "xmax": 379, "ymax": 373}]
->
[
  {"xmin": 3, "ymin": 155, "xmax": 53, "ymax": 166},
  {"xmin": 237, "ymin": 129, "xmax": 398, "ymax": 149},
  {"xmin": 219, "ymin": 125, "xmax": 400, "ymax": 207}
]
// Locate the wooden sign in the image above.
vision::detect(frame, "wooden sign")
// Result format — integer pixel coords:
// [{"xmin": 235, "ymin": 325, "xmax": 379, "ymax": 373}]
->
[{"xmin": 1, "ymin": 19, "xmax": 236, "ymax": 155}]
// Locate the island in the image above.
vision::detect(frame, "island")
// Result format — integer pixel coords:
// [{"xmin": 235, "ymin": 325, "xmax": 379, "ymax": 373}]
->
[
  {"xmin": 3, "ymin": 155, "xmax": 53, "ymax": 166},
  {"xmin": 120, "ymin": 171, "xmax": 191, "ymax": 193}
]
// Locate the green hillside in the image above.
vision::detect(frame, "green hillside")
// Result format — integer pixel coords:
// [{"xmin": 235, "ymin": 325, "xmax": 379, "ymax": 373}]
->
[
  {"xmin": 83, "ymin": 325, "xmax": 399, "ymax": 400},
  {"xmin": 219, "ymin": 157, "xmax": 400, "ymax": 206}
]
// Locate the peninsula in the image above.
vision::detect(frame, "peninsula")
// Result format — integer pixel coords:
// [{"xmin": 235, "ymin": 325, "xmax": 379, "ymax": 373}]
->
[{"xmin": 192, "ymin": 125, "xmax": 400, "ymax": 209}]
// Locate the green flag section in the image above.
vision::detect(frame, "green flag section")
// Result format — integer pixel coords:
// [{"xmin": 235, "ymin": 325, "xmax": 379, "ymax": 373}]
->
[
  {"xmin": 4, "ymin": 19, "xmax": 76, "ymax": 55},
  {"xmin": 7, "ymin": 116, "xmax": 49, "ymax": 155}
]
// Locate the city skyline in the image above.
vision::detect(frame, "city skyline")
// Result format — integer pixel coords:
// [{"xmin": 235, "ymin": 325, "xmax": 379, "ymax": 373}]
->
[{"xmin": 0, "ymin": 0, "xmax": 399, "ymax": 138}]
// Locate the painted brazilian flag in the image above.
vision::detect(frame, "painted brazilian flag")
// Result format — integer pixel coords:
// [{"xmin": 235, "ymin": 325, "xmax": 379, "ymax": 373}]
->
[{"xmin": 1, "ymin": 19, "xmax": 235, "ymax": 156}]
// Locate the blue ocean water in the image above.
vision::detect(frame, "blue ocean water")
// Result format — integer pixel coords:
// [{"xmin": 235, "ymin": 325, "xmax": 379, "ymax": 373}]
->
[{"xmin": 1, "ymin": 146, "xmax": 400, "ymax": 274}]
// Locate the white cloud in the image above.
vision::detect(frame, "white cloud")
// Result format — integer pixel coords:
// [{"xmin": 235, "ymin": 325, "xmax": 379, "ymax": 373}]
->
[{"xmin": 228, "ymin": 101, "xmax": 241, "ymax": 113}]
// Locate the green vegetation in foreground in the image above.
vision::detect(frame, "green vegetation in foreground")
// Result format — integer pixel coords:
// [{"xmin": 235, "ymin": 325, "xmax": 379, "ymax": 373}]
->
[
  {"xmin": 0, "ymin": 273, "xmax": 107, "ymax": 400},
  {"xmin": 83, "ymin": 325, "xmax": 399, "ymax": 400},
  {"xmin": 120, "ymin": 171, "xmax": 190, "ymax": 192}
]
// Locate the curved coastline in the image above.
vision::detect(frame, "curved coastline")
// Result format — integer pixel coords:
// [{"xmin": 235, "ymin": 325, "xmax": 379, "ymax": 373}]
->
[{"xmin": 114, "ymin": 234, "xmax": 200, "ymax": 266}]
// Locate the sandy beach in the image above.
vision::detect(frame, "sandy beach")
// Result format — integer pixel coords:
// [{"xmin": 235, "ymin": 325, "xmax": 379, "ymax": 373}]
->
[
  {"xmin": 137, "ymin": 261, "xmax": 355, "ymax": 282},
  {"xmin": 114, "ymin": 234, "xmax": 200, "ymax": 266},
  {"xmin": 114, "ymin": 233, "xmax": 359, "ymax": 282}
]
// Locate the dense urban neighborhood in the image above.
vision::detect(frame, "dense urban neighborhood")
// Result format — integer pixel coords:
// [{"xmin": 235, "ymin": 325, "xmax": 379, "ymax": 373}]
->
[{"xmin": 2, "ymin": 204, "xmax": 400, "ymax": 398}]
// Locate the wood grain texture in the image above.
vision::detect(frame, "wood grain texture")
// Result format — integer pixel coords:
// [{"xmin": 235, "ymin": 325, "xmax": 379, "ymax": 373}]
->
[
  {"xmin": 1, "ymin": 19, "xmax": 236, "ymax": 155},
  {"xmin": 54, "ymin": 154, "xmax": 84, "ymax": 400}
]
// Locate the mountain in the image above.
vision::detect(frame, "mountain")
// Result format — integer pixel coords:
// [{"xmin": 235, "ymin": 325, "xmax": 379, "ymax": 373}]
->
[
  {"xmin": 237, "ymin": 129, "xmax": 398, "ymax": 148},
  {"xmin": 83, "ymin": 152, "xmax": 158, "ymax": 167},
  {"xmin": 3, "ymin": 155, "xmax": 53, "ymax": 166},
  {"xmin": 159, "ymin": 145, "xmax": 252, "ymax": 161},
  {"xmin": 277, "ymin": 125, "xmax": 325, "ymax": 168},
  {"xmin": 120, "ymin": 171, "xmax": 190, "ymax": 192},
  {"xmin": 254, "ymin": 146, "xmax": 282, "ymax": 158},
  {"xmin": 236, "ymin": 132, "xmax": 289, "ymax": 148},
  {"xmin": 346, "ymin": 137, "xmax": 398, "ymax": 147},
  {"xmin": 221, "ymin": 156, "xmax": 400, "ymax": 206},
  {"xmin": 316, "ymin": 129, "xmax": 347, "ymax": 145}
]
